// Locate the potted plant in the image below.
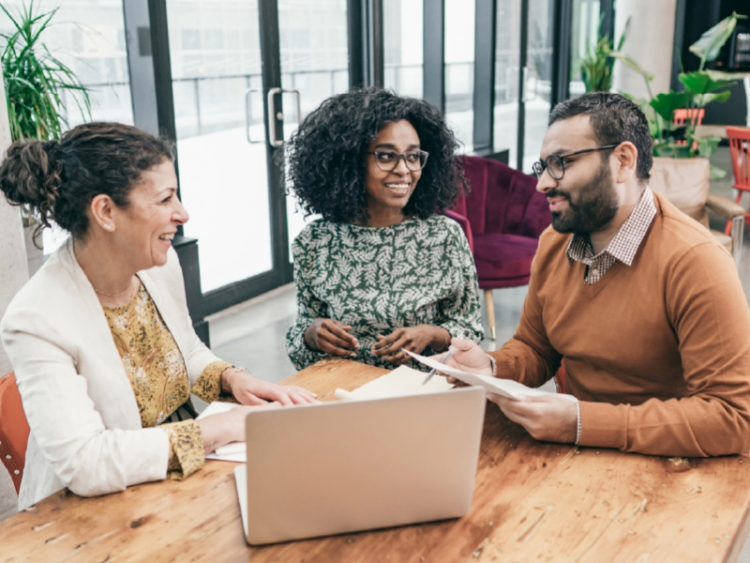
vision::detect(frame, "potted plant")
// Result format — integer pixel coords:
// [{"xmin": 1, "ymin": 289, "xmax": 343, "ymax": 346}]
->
[
  {"xmin": 579, "ymin": 18, "xmax": 630, "ymax": 93},
  {"xmin": 617, "ymin": 11, "xmax": 747, "ymax": 160},
  {"xmin": 0, "ymin": 1, "xmax": 91, "ymax": 272}
]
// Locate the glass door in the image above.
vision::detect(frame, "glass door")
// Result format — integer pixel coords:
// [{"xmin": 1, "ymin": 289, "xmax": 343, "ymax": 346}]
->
[
  {"xmin": 277, "ymin": 0, "xmax": 350, "ymax": 251},
  {"xmin": 165, "ymin": 0, "xmax": 351, "ymax": 314},
  {"xmin": 493, "ymin": 0, "xmax": 555, "ymax": 173}
]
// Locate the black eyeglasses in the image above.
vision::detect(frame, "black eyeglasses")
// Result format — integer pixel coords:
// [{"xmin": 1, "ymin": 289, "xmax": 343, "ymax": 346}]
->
[
  {"xmin": 531, "ymin": 144, "xmax": 619, "ymax": 180},
  {"xmin": 368, "ymin": 149, "xmax": 429, "ymax": 172}
]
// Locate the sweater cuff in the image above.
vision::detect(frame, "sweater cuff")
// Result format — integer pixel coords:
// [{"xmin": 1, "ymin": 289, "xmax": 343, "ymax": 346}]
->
[{"xmin": 577, "ymin": 401, "xmax": 629, "ymax": 450}]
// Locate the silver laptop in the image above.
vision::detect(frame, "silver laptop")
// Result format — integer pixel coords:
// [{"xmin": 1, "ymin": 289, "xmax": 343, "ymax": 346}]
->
[{"xmin": 234, "ymin": 387, "xmax": 486, "ymax": 545}]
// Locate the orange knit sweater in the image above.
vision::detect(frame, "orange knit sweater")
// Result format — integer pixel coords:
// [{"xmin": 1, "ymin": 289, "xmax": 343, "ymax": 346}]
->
[{"xmin": 491, "ymin": 192, "xmax": 750, "ymax": 456}]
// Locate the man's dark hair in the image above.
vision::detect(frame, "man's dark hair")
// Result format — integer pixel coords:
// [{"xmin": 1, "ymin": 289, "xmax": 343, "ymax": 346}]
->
[
  {"xmin": 548, "ymin": 92, "xmax": 653, "ymax": 181},
  {"xmin": 286, "ymin": 87, "xmax": 463, "ymax": 224}
]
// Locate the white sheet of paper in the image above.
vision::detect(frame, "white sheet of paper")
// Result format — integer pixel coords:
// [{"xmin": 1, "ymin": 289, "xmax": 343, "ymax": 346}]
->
[
  {"xmin": 196, "ymin": 401, "xmax": 246, "ymax": 462},
  {"xmin": 404, "ymin": 350, "xmax": 574, "ymax": 401},
  {"xmin": 334, "ymin": 365, "xmax": 453, "ymax": 401}
]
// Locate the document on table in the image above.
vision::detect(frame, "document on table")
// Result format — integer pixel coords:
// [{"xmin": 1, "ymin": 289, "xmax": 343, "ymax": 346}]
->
[
  {"xmin": 196, "ymin": 401, "xmax": 246, "ymax": 462},
  {"xmin": 334, "ymin": 365, "xmax": 453, "ymax": 400},
  {"xmin": 404, "ymin": 350, "xmax": 574, "ymax": 401}
]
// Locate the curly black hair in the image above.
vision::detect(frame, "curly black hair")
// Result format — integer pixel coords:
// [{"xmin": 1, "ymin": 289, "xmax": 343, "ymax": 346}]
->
[{"xmin": 286, "ymin": 87, "xmax": 465, "ymax": 224}]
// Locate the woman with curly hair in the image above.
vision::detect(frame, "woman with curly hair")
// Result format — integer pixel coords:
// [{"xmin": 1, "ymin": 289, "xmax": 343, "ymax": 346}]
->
[{"xmin": 285, "ymin": 88, "xmax": 483, "ymax": 370}]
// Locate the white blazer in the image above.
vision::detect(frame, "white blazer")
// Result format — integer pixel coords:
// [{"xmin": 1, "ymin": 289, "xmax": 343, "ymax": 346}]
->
[{"xmin": 1, "ymin": 239, "xmax": 221, "ymax": 510}]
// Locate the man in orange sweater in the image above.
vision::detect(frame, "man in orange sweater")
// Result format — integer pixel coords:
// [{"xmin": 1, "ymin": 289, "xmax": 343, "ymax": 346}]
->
[{"xmin": 448, "ymin": 92, "xmax": 750, "ymax": 457}]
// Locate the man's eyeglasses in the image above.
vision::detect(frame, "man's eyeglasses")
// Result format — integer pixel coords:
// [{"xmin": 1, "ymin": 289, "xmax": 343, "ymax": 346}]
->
[
  {"xmin": 531, "ymin": 144, "xmax": 619, "ymax": 180},
  {"xmin": 369, "ymin": 149, "xmax": 429, "ymax": 172}
]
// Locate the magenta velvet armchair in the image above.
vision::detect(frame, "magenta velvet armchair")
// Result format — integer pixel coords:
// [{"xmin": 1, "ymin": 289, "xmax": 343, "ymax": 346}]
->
[{"xmin": 448, "ymin": 155, "xmax": 551, "ymax": 339}]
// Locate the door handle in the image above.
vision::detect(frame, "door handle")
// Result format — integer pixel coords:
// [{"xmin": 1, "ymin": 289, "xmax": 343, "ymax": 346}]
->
[
  {"xmin": 244, "ymin": 88, "xmax": 262, "ymax": 144},
  {"xmin": 267, "ymin": 87, "xmax": 303, "ymax": 148}
]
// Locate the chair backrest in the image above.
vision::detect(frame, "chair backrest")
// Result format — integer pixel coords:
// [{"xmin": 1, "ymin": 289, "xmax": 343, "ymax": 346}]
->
[
  {"xmin": 673, "ymin": 108, "xmax": 705, "ymax": 128},
  {"xmin": 0, "ymin": 373, "xmax": 30, "ymax": 493},
  {"xmin": 649, "ymin": 157, "xmax": 711, "ymax": 227},
  {"xmin": 727, "ymin": 126, "xmax": 750, "ymax": 192},
  {"xmin": 455, "ymin": 155, "xmax": 549, "ymax": 237}
]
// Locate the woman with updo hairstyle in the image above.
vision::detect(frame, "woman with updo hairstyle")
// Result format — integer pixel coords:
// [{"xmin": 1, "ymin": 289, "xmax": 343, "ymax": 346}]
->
[
  {"xmin": 0, "ymin": 122, "xmax": 316, "ymax": 510},
  {"xmin": 285, "ymin": 88, "xmax": 483, "ymax": 370}
]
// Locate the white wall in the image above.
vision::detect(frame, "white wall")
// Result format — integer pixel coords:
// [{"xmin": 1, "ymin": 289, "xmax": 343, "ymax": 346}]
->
[
  {"xmin": 612, "ymin": 0, "xmax": 677, "ymax": 100},
  {"xmin": 0, "ymin": 69, "xmax": 29, "ymax": 375}
]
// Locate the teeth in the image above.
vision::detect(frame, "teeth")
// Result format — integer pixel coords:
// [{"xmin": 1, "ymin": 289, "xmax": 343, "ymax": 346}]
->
[
  {"xmin": 385, "ymin": 183, "xmax": 409, "ymax": 189},
  {"xmin": 159, "ymin": 234, "xmax": 175, "ymax": 241}
]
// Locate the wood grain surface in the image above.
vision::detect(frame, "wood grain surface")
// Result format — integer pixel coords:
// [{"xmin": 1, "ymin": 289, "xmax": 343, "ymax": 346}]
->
[{"xmin": 1, "ymin": 359, "xmax": 749, "ymax": 562}]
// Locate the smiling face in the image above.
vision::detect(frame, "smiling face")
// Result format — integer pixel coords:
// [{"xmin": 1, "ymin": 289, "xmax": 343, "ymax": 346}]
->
[
  {"xmin": 364, "ymin": 120, "xmax": 422, "ymax": 223},
  {"xmin": 110, "ymin": 159, "xmax": 188, "ymax": 270},
  {"xmin": 536, "ymin": 116, "xmax": 619, "ymax": 235}
]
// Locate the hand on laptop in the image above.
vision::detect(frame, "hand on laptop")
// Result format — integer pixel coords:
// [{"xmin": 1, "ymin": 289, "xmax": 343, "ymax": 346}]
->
[
  {"xmin": 197, "ymin": 405, "xmax": 261, "ymax": 454},
  {"xmin": 304, "ymin": 318, "xmax": 360, "ymax": 357},
  {"xmin": 489, "ymin": 394, "xmax": 578, "ymax": 443},
  {"xmin": 222, "ymin": 367, "xmax": 318, "ymax": 406}
]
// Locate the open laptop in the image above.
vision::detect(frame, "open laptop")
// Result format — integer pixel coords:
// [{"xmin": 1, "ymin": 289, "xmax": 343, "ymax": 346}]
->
[{"xmin": 234, "ymin": 387, "xmax": 486, "ymax": 545}]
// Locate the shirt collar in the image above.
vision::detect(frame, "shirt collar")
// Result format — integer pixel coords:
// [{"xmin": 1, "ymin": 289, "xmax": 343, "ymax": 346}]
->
[{"xmin": 566, "ymin": 187, "xmax": 656, "ymax": 266}]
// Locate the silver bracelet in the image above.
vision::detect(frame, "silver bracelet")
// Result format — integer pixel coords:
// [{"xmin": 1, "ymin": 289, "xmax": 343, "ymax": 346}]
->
[{"xmin": 575, "ymin": 399, "xmax": 583, "ymax": 445}]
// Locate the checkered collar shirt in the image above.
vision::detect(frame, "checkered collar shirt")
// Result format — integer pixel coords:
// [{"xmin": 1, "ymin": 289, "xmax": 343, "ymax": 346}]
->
[{"xmin": 566, "ymin": 187, "xmax": 656, "ymax": 285}]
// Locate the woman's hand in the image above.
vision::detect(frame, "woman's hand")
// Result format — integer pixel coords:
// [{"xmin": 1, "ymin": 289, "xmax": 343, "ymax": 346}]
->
[
  {"xmin": 304, "ymin": 318, "xmax": 360, "ymax": 357},
  {"xmin": 197, "ymin": 406, "xmax": 261, "ymax": 454},
  {"xmin": 372, "ymin": 325, "xmax": 450, "ymax": 365},
  {"xmin": 221, "ymin": 367, "xmax": 318, "ymax": 406}
]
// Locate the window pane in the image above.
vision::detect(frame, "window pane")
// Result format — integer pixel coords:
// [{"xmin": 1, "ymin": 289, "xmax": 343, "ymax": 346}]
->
[
  {"xmin": 383, "ymin": 0, "xmax": 423, "ymax": 98},
  {"xmin": 278, "ymin": 0, "xmax": 350, "ymax": 252},
  {"xmin": 570, "ymin": 0, "xmax": 601, "ymax": 96},
  {"xmin": 444, "ymin": 0, "xmax": 475, "ymax": 152},
  {"xmin": 493, "ymin": 0, "xmax": 522, "ymax": 163},
  {"xmin": 0, "ymin": 0, "xmax": 133, "ymax": 255},
  {"xmin": 167, "ymin": 1, "xmax": 273, "ymax": 292}
]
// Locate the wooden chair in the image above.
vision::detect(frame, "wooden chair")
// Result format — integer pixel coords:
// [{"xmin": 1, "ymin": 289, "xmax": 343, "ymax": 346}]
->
[
  {"xmin": 0, "ymin": 373, "xmax": 30, "ymax": 493},
  {"xmin": 726, "ymin": 126, "xmax": 750, "ymax": 236},
  {"xmin": 673, "ymin": 108, "xmax": 706, "ymax": 148},
  {"xmin": 650, "ymin": 157, "xmax": 745, "ymax": 266}
]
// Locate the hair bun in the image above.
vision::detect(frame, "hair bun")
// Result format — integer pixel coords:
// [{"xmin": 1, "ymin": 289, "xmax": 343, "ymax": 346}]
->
[{"xmin": 0, "ymin": 139, "xmax": 64, "ymax": 227}]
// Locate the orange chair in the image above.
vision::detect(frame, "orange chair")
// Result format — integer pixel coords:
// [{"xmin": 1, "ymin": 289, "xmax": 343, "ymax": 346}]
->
[
  {"xmin": 0, "ymin": 373, "xmax": 30, "ymax": 493},
  {"xmin": 726, "ymin": 126, "xmax": 750, "ymax": 234},
  {"xmin": 673, "ymin": 108, "xmax": 705, "ymax": 147}
]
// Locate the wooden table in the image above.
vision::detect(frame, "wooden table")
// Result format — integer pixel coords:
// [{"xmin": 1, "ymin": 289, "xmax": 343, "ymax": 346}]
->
[{"xmin": 2, "ymin": 359, "xmax": 750, "ymax": 562}]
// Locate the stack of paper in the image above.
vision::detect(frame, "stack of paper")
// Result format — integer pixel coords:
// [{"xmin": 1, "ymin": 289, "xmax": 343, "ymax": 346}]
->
[
  {"xmin": 404, "ymin": 350, "xmax": 573, "ymax": 401},
  {"xmin": 334, "ymin": 365, "xmax": 453, "ymax": 400}
]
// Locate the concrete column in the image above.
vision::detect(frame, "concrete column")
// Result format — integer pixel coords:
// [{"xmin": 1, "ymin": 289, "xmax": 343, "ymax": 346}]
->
[
  {"xmin": 0, "ymin": 70, "xmax": 29, "ymax": 375},
  {"xmin": 612, "ymin": 0, "xmax": 677, "ymax": 100}
]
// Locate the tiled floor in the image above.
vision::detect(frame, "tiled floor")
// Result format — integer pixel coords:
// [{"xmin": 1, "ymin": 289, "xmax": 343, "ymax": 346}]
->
[{"xmin": 3, "ymin": 145, "xmax": 750, "ymax": 562}]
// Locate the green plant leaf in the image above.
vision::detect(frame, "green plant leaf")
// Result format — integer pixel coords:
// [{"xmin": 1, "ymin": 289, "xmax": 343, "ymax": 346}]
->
[
  {"xmin": 649, "ymin": 92, "xmax": 691, "ymax": 122},
  {"xmin": 697, "ymin": 137, "xmax": 721, "ymax": 158},
  {"xmin": 688, "ymin": 12, "xmax": 746, "ymax": 67},
  {"xmin": 610, "ymin": 52, "xmax": 654, "ymax": 81},
  {"xmin": 679, "ymin": 71, "xmax": 737, "ymax": 95}
]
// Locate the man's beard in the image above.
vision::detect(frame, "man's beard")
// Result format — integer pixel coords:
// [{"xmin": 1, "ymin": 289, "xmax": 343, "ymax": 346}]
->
[{"xmin": 549, "ymin": 162, "xmax": 619, "ymax": 235}]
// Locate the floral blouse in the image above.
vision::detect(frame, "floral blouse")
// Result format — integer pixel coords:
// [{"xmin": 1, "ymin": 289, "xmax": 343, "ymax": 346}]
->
[
  {"xmin": 103, "ymin": 283, "xmax": 232, "ymax": 479},
  {"xmin": 286, "ymin": 214, "xmax": 483, "ymax": 370}
]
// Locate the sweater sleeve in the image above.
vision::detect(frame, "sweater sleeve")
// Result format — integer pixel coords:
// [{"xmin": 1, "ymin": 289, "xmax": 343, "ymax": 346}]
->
[
  {"xmin": 578, "ymin": 243, "xmax": 750, "ymax": 456},
  {"xmin": 437, "ymin": 220, "xmax": 484, "ymax": 343},
  {"xmin": 489, "ymin": 238, "xmax": 562, "ymax": 388},
  {"xmin": 286, "ymin": 231, "xmax": 329, "ymax": 370}
]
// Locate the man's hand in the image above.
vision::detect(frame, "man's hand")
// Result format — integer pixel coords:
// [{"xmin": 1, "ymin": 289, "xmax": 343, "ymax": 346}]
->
[
  {"xmin": 489, "ymin": 394, "xmax": 578, "ymax": 443},
  {"xmin": 372, "ymin": 325, "xmax": 450, "ymax": 365},
  {"xmin": 222, "ymin": 368, "xmax": 318, "ymax": 406},
  {"xmin": 304, "ymin": 318, "xmax": 360, "ymax": 357},
  {"xmin": 441, "ymin": 337, "xmax": 493, "ymax": 375}
]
